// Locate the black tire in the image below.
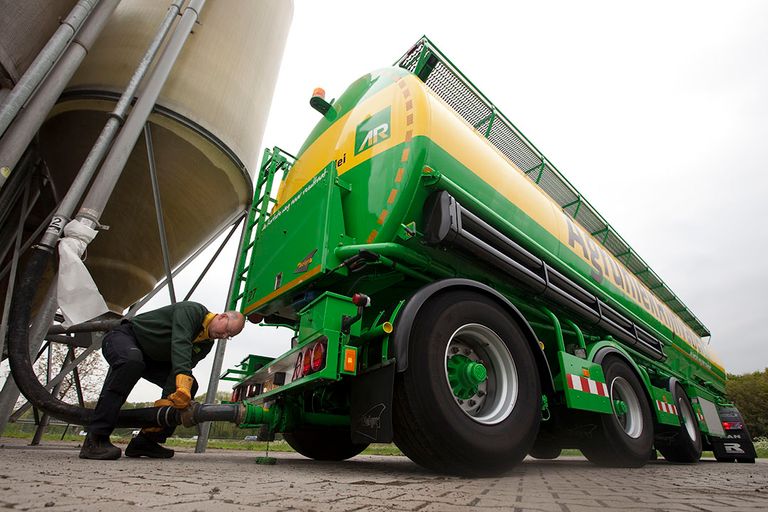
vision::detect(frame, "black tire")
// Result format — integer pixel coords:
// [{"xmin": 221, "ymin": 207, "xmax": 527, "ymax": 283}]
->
[
  {"xmin": 283, "ymin": 427, "xmax": 368, "ymax": 461},
  {"xmin": 657, "ymin": 383, "xmax": 702, "ymax": 463},
  {"xmin": 529, "ymin": 439, "xmax": 562, "ymax": 460},
  {"xmin": 393, "ymin": 291, "xmax": 541, "ymax": 476},
  {"xmin": 580, "ymin": 357, "xmax": 654, "ymax": 468}
]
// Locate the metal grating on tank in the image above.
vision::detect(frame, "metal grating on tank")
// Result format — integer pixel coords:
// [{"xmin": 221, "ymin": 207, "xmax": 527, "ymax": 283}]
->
[
  {"xmin": 425, "ymin": 62, "xmax": 491, "ymax": 129},
  {"xmin": 395, "ymin": 36, "xmax": 710, "ymax": 338}
]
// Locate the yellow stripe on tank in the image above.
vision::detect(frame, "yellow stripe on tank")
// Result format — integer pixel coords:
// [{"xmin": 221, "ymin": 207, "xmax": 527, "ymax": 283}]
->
[
  {"xmin": 417, "ymin": 79, "xmax": 722, "ymax": 372},
  {"xmin": 275, "ymin": 78, "xmax": 415, "ymax": 207}
]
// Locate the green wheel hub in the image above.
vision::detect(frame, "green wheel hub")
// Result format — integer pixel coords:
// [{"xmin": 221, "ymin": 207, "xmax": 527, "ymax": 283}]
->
[
  {"xmin": 613, "ymin": 399, "xmax": 628, "ymax": 416},
  {"xmin": 447, "ymin": 354, "xmax": 488, "ymax": 399}
]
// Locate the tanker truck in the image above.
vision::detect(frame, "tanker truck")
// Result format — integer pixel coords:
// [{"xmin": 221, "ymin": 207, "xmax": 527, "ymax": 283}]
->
[{"xmin": 221, "ymin": 37, "xmax": 755, "ymax": 474}]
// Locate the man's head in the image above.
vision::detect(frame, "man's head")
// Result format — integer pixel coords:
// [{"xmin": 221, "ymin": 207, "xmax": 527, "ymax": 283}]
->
[{"xmin": 207, "ymin": 311, "xmax": 246, "ymax": 340}]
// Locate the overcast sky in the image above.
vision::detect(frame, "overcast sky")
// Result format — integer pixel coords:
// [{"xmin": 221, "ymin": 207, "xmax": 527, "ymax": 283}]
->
[{"xmin": 119, "ymin": 0, "xmax": 768, "ymax": 401}]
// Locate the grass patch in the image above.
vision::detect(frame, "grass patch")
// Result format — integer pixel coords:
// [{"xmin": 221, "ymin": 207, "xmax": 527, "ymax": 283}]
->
[{"xmin": 161, "ymin": 437, "xmax": 404, "ymax": 456}]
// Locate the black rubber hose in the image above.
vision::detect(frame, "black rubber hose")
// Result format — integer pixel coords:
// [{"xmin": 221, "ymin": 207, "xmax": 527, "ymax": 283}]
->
[{"xmin": 8, "ymin": 246, "xmax": 242, "ymax": 428}]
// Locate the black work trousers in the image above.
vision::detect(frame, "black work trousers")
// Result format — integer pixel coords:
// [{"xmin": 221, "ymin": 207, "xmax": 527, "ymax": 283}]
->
[{"xmin": 88, "ymin": 323, "xmax": 198, "ymax": 442}]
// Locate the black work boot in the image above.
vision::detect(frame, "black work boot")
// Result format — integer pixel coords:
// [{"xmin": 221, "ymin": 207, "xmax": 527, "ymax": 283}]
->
[
  {"xmin": 125, "ymin": 433, "xmax": 174, "ymax": 458},
  {"xmin": 79, "ymin": 433, "xmax": 121, "ymax": 460}
]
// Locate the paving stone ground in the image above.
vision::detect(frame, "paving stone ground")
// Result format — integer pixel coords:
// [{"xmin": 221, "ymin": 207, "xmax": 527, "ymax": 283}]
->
[{"xmin": 0, "ymin": 437, "xmax": 766, "ymax": 511}]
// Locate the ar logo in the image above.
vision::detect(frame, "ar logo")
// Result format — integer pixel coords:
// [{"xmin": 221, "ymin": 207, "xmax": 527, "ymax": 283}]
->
[{"xmin": 355, "ymin": 106, "xmax": 391, "ymax": 155}]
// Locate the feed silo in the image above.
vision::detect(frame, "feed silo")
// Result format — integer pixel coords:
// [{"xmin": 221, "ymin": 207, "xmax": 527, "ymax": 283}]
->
[{"xmin": 35, "ymin": 0, "xmax": 293, "ymax": 311}]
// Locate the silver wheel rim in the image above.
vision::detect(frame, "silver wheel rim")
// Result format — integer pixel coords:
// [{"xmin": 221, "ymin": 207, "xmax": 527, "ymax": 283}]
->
[
  {"xmin": 679, "ymin": 396, "xmax": 698, "ymax": 441},
  {"xmin": 443, "ymin": 323, "xmax": 518, "ymax": 425},
  {"xmin": 610, "ymin": 377, "xmax": 643, "ymax": 439}
]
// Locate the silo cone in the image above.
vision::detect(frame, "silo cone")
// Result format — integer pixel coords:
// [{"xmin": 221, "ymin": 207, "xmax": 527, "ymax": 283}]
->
[{"xmin": 39, "ymin": 0, "xmax": 293, "ymax": 312}]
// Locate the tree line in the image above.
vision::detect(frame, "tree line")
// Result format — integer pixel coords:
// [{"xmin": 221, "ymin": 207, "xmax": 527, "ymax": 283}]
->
[{"xmin": 726, "ymin": 368, "xmax": 768, "ymax": 438}]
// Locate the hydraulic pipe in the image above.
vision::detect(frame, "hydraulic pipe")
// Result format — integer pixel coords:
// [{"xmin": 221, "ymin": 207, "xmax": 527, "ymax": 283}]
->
[
  {"xmin": 0, "ymin": 0, "xmax": 120, "ymax": 190},
  {"xmin": 0, "ymin": 0, "xmax": 99, "ymax": 139}
]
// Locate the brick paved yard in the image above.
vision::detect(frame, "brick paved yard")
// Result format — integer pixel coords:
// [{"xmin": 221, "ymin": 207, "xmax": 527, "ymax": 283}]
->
[{"xmin": 1, "ymin": 438, "xmax": 766, "ymax": 511}]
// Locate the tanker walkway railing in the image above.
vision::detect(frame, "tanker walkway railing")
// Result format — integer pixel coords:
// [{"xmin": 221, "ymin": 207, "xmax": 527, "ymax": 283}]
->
[{"xmin": 396, "ymin": 36, "xmax": 709, "ymax": 338}]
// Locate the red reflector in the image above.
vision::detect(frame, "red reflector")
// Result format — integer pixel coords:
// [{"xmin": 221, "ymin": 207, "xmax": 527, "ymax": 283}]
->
[
  {"xmin": 302, "ymin": 347, "xmax": 312, "ymax": 376},
  {"xmin": 722, "ymin": 421, "xmax": 742, "ymax": 430},
  {"xmin": 310, "ymin": 339, "xmax": 326, "ymax": 372}
]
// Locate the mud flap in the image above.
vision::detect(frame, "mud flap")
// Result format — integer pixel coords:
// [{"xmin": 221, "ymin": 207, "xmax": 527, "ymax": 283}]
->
[
  {"xmin": 711, "ymin": 434, "xmax": 757, "ymax": 461},
  {"xmin": 351, "ymin": 363, "xmax": 395, "ymax": 444}
]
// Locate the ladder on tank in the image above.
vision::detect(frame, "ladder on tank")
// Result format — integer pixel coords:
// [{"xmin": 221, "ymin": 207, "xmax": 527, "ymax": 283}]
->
[{"xmin": 229, "ymin": 147, "xmax": 294, "ymax": 312}]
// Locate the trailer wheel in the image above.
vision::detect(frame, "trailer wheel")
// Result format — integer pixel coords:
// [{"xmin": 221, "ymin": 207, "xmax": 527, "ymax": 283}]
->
[
  {"xmin": 581, "ymin": 357, "xmax": 654, "ymax": 467},
  {"xmin": 393, "ymin": 291, "xmax": 541, "ymax": 475},
  {"xmin": 283, "ymin": 427, "xmax": 368, "ymax": 461},
  {"xmin": 657, "ymin": 385, "xmax": 702, "ymax": 463}
]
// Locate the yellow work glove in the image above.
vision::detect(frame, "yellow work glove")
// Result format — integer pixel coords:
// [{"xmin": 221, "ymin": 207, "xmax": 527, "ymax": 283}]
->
[{"xmin": 166, "ymin": 374, "xmax": 194, "ymax": 409}]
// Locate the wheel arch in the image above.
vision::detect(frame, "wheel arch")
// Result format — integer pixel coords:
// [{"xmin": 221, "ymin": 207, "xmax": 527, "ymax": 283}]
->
[
  {"xmin": 590, "ymin": 342, "xmax": 655, "ymax": 413},
  {"xmin": 392, "ymin": 278, "xmax": 555, "ymax": 395}
]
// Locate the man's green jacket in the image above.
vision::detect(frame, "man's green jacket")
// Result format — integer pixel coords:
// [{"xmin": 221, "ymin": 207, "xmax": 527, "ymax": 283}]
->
[{"xmin": 129, "ymin": 301, "xmax": 215, "ymax": 381}]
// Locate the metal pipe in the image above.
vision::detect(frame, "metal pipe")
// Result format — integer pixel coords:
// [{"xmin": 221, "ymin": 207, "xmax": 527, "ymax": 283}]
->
[
  {"xmin": 39, "ymin": 0, "xmax": 185, "ymax": 248},
  {"xmin": 74, "ymin": 0, "xmax": 207, "ymax": 230},
  {"xmin": 196, "ymin": 214, "xmax": 248, "ymax": 453},
  {"xmin": 47, "ymin": 318, "xmax": 122, "ymax": 335},
  {"xmin": 0, "ymin": 0, "xmax": 120, "ymax": 192},
  {"xmin": 144, "ymin": 124, "xmax": 176, "ymax": 303},
  {"xmin": 45, "ymin": 334, "xmax": 93, "ymax": 348},
  {"xmin": 360, "ymin": 322, "xmax": 394, "ymax": 342},
  {"xmin": 0, "ymin": 0, "xmax": 99, "ymax": 139}
]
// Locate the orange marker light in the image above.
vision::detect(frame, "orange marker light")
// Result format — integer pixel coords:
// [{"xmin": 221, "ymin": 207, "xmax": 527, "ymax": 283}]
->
[
  {"xmin": 582, "ymin": 368, "xmax": 590, "ymax": 378},
  {"xmin": 343, "ymin": 347, "xmax": 357, "ymax": 373}
]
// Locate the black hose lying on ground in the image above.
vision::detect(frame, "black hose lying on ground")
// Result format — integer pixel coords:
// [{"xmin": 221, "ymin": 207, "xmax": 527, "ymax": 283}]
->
[{"xmin": 8, "ymin": 246, "xmax": 242, "ymax": 428}]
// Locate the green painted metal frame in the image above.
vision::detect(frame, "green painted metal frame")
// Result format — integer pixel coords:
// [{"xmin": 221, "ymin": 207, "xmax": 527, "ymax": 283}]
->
[{"xmin": 230, "ymin": 147, "xmax": 294, "ymax": 311}]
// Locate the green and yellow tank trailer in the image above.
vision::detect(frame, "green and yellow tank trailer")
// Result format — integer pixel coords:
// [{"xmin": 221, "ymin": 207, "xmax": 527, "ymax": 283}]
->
[{"xmin": 221, "ymin": 37, "xmax": 752, "ymax": 474}]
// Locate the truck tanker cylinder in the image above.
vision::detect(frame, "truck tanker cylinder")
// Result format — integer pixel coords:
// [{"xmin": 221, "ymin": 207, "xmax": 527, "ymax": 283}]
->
[{"xmin": 252, "ymin": 66, "xmax": 720, "ymax": 380}]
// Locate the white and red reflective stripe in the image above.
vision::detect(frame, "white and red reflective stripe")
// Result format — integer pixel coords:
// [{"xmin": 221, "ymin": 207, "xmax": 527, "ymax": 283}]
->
[
  {"xmin": 566, "ymin": 374, "xmax": 608, "ymax": 397},
  {"xmin": 656, "ymin": 400, "xmax": 678, "ymax": 415}
]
